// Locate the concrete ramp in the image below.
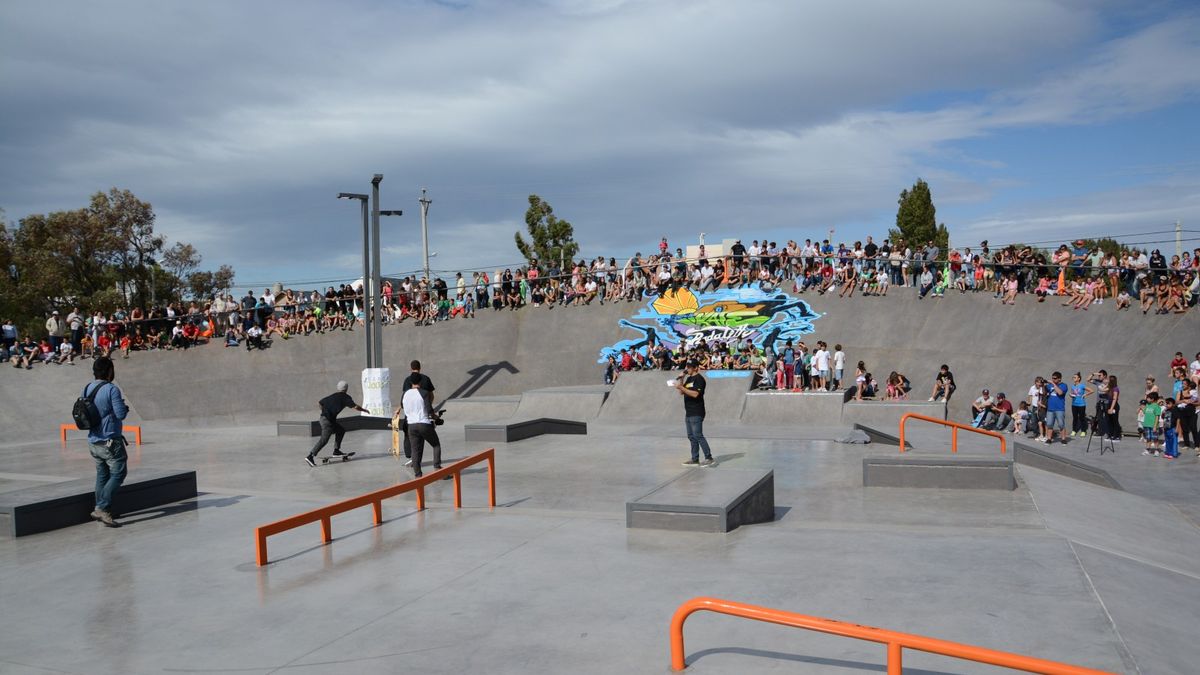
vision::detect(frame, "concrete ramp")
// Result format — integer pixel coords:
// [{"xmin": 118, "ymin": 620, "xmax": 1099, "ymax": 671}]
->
[
  {"xmin": 598, "ymin": 371, "xmax": 751, "ymax": 423},
  {"xmin": 741, "ymin": 391, "xmax": 843, "ymax": 426},
  {"xmin": 512, "ymin": 385, "xmax": 610, "ymax": 421}
]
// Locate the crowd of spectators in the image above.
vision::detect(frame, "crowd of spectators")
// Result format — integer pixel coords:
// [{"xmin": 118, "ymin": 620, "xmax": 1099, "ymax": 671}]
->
[
  {"xmin": 967, "ymin": 352, "xmax": 1200, "ymax": 457},
  {"xmin": 4, "ymin": 233, "xmax": 1196, "ymax": 372}
]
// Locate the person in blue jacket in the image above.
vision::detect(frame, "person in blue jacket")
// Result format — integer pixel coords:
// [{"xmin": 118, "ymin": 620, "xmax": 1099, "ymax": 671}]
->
[{"xmin": 84, "ymin": 356, "xmax": 129, "ymax": 527}]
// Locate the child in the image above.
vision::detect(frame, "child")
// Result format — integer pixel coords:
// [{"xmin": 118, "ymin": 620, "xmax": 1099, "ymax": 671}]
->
[
  {"xmin": 1161, "ymin": 398, "xmax": 1179, "ymax": 459},
  {"xmin": 79, "ymin": 333, "xmax": 94, "ymax": 359},
  {"xmin": 832, "ymin": 344, "xmax": 846, "ymax": 390},
  {"xmin": 1141, "ymin": 394, "xmax": 1163, "ymax": 456},
  {"xmin": 1014, "ymin": 402, "xmax": 1031, "ymax": 435},
  {"xmin": 1115, "ymin": 289, "xmax": 1131, "ymax": 310}
]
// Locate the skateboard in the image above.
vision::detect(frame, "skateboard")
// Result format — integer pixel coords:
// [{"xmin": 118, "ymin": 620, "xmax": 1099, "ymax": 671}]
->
[
  {"xmin": 390, "ymin": 412, "xmax": 403, "ymax": 457},
  {"xmin": 320, "ymin": 452, "xmax": 356, "ymax": 464}
]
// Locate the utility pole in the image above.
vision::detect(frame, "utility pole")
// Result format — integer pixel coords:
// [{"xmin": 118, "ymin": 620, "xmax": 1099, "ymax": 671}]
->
[{"xmin": 419, "ymin": 188, "xmax": 432, "ymax": 283}]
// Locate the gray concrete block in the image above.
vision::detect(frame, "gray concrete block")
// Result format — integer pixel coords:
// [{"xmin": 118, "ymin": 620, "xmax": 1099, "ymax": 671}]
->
[
  {"xmin": 275, "ymin": 415, "xmax": 391, "ymax": 437},
  {"xmin": 863, "ymin": 454, "xmax": 1015, "ymax": 490},
  {"xmin": 741, "ymin": 391, "xmax": 843, "ymax": 426},
  {"xmin": 1014, "ymin": 442, "xmax": 1121, "ymax": 490},
  {"xmin": 0, "ymin": 469, "xmax": 198, "ymax": 537},
  {"xmin": 626, "ymin": 468, "xmax": 774, "ymax": 532},
  {"xmin": 842, "ymin": 400, "xmax": 946, "ymax": 429}
]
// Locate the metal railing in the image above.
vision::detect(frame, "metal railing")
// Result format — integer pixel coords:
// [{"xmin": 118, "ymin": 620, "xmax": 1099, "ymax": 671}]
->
[
  {"xmin": 899, "ymin": 412, "xmax": 1007, "ymax": 454},
  {"xmin": 669, "ymin": 597, "xmax": 1116, "ymax": 674},
  {"xmin": 254, "ymin": 447, "xmax": 495, "ymax": 566},
  {"xmin": 59, "ymin": 423, "xmax": 143, "ymax": 445}
]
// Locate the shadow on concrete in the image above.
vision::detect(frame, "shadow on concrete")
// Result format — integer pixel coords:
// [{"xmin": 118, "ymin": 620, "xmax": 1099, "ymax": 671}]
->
[
  {"xmin": 120, "ymin": 493, "xmax": 249, "ymax": 525},
  {"xmin": 773, "ymin": 506, "xmax": 792, "ymax": 521},
  {"xmin": 443, "ymin": 361, "xmax": 519, "ymax": 401},
  {"xmin": 715, "ymin": 452, "xmax": 746, "ymax": 464},
  {"xmin": 687, "ymin": 647, "xmax": 961, "ymax": 674}
]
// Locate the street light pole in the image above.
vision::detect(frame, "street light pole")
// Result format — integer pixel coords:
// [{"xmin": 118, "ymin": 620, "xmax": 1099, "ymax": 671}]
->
[
  {"xmin": 419, "ymin": 188, "xmax": 432, "ymax": 283},
  {"xmin": 338, "ymin": 192, "xmax": 372, "ymax": 369},
  {"xmin": 370, "ymin": 175, "xmax": 384, "ymax": 368}
]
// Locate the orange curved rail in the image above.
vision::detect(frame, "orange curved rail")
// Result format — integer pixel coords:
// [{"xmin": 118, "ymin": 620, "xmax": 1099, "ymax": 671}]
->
[
  {"xmin": 60, "ymin": 423, "xmax": 142, "ymax": 445},
  {"xmin": 254, "ymin": 447, "xmax": 495, "ymax": 566},
  {"xmin": 898, "ymin": 412, "xmax": 1006, "ymax": 454},
  {"xmin": 670, "ymin": 597, "xmax": 1115, "ymax": 674}
]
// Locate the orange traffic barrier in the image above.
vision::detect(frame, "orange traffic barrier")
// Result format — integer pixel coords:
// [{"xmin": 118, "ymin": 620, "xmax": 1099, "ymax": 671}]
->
[
  {"xmin": 254, "ymin": 448, "xmax": 496, "ymax": 566},
  {"xmin": 898, "ymin": 412, "xmax": 1005, "ymax": 455},
  {"xmin": 669, "ymin": 597, "xmax": 1116, "ymax": 674},
  {"xmin": 60, "ymin": 423, "xmax": 142, "ymax": 445}
]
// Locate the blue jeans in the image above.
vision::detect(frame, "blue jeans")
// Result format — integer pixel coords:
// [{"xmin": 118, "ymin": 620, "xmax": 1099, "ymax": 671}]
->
[
  {"xmin": 685, "ymin": 416, "xmax": 712, "ymax": 461},
  {"xmin": 89, "ymin": 437, "xmax": 128, "ymax": 511}
]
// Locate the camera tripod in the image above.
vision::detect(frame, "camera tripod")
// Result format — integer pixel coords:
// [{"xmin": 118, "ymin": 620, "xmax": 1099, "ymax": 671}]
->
[{"xmin": 1084, "ymin": 411, "xmax": 1116, "ymax": 455}]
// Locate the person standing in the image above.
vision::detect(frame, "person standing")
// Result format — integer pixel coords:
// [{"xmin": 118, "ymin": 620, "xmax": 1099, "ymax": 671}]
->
[
  {"xmin": 45, "ymin": 310, "xmax": 66, "ymax": 353},
  {"xmin": 84, "ymin": 357, "xmax": 129, "ymax": 527},
  {"xmin": 1043, "ymin": 372, "xmax": 1069, "ymax": 444},
  {"xmin": 677, "ymin": 359, "xmax": 716, "ymax": 467},
  {"xmin": 305, "ymin": 381, "xmax": 368, "ymax": 467},
  {"xmin": 402, "ymin": 380, "xmax": 445, "ymax": 478},
  {"xmin": 67, "ymin": 307, "xmax": 85, "ymax": 354},
  {"xmin": 398, "ymin": 360, "xmax": 435, "ymax": 465}
]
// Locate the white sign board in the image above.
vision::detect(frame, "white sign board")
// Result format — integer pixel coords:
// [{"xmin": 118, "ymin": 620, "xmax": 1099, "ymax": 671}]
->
[{"xmin": 360, "ymin": 368, "xmax": 392, "ymax": 418}]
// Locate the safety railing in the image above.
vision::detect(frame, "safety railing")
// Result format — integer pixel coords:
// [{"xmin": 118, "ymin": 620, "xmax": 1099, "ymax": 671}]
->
[
  {"xmin": 669, "ymin": 597, "xmax": 1116, "ymax": 674},
  {"xmin": 898, "ymin": 412, "xmax": 1006, "ymax": 454},
  {"xmin": 253, "ymin": 447, "xmax": 495, "ymax": 566},
  {"xmin": 59, "ymin": 423, "xmax": 143, "ymax": 445}
]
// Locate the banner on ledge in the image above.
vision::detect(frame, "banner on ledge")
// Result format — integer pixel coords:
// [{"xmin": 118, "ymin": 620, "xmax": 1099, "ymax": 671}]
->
[{"xmin": 360, "ymin": 368, "xmax": 392, "ymax": 417}]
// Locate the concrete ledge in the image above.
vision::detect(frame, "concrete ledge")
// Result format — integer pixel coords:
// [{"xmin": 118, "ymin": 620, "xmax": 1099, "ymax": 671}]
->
[
  {"xmin": 626, "ymin": 468, "xmax": 774, "ymax": 533},
  {"xmin": 741, "ymin": 391, "xmax": 843, "ymax": 426},
  {"xmin": 863, "ymin": 454, "xmax": 1015, "ymax": 490},
  {"xmin": 842, "ymin": 400, "xmax": 946, "ymax": 428},
  {"xmin": 1013, "ymin": 442, "xmax": 1122, "ymax": 490},
  {"xmin": 440, "ymin": 396, "xmax": 521, "ymax": 423},
  {"xmin": 853, "ymin": 423, "xmax": 912, "ymax": 449},
  {"xmin": 464, "ymin": 418, "xmax": 588, "ymax": 443},
  {"xmin": 276, "ymin": 415, "xmax": 392, "ymax": 437},
  {"xmin": 0, "ymin": 469, "xmax": 198, "ymax": 537}
]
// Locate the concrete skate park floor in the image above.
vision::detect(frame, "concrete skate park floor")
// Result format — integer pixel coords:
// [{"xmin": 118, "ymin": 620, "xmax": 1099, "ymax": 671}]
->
[{"xmin": 4, "ymin": 417, "xmax": 1200, "ymax": 674}]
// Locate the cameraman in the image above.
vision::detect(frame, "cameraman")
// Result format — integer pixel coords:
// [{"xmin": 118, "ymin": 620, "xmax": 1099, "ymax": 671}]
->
[
  {"xmin": 396, "ymin": 360, "xmax": 435, "ymax": 465},
  {"xmin": 402, "ymin": 379, "xmax": 445, "ymax": 478}
]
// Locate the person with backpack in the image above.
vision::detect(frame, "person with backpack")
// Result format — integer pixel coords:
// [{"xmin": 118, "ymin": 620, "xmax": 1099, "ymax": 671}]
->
[{"xmin": 79, "ymin": 356, "xmax": 129, "ymax": 527}]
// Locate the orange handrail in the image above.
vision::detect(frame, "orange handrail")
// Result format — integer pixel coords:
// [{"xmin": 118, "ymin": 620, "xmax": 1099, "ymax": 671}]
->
[
  {"xmin": 253, "ymin": 448, "xmax": 496, "ymax": 566},
  {"xmin": 898, "ymin": 412, "xmax": 1006, "ymax": 454},
  {"xmin": 669, "ymin": 597, "xmax": 1115, "ymax": 674},
  {"xmin": 60, "ymin": 423, "xmax": 143, "ymax": 445}
]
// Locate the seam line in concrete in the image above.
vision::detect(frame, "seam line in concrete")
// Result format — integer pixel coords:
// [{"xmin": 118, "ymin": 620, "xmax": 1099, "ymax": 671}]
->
[
  {"xmin": 1067, "ymin": 540, "xmax": 1142, "ymax": 675},
  {"xmin": 263, "ymin": 518, "xmax": 573, "ymax": 674}
]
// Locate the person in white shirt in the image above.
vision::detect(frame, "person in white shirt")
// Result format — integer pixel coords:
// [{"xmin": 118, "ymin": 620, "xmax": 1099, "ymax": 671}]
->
[
  {"xmin": 832, "ymin": 345, "xmax": 846, "ymax": 389},
  {"xmin": 402, "ymin": 380, "xmax": 444, "ymax": 478},
  {"xmin": 814, "ymin": 342, "xmax": 831, "ymax": 390}
]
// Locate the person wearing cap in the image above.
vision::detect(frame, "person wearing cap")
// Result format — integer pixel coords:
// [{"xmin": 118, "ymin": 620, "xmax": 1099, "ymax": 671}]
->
[
  {"xmin": 971, "ymin": 389, "xmax": 995, "ymax": 428},
  {"xmin": 1043, "ymin": 371, "xmax": 1069, "ymax": 444},
  {"xmin": 676, "ymin": 359, "xmax": 716, "ymax": 467},
  {"xmin": 402, "ymin": 379, "xmax": 446, "ymax": 478},
  {"xmin": 305, "ymin": 381, "xmax": 368, "ymax": 467},
  {"xmin": 982, "ymin": 393, "xmax": 1013, "ymax": 431},
  {"xmin": 45, "ymin": 310, "xmax": 66, "ymax": 353}
]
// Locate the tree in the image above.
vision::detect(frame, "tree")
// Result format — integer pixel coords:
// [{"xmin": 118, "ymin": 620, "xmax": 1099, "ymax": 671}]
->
[
  {"xmin": 514, "ymin": 195, "xmax": 579, "ymax": 267},
  {"xmin": 89, "ymin": 188, "xmax": 162, "ymax": 307},
  {"xmin": 889, "ymin": 178, "xmax": 949, "ymax": 256},
  {"xmin": 161, "ymin": 242, "xmax": 201, "ymax": 302},
  {"xmin": 213, "ymin": 264, "xmax": 236, "ymax": 296}
]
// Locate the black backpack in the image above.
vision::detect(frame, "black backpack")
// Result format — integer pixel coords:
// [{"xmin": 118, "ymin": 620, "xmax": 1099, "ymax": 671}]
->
[{"xmin": 73, "ymin": 382, "xmax": 109, "ymax": 430}]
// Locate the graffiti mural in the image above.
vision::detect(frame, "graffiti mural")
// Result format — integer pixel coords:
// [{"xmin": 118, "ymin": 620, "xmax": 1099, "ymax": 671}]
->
[{"xmin": 598, "ymin": 286, "xmax": 819, "ymax": 366}]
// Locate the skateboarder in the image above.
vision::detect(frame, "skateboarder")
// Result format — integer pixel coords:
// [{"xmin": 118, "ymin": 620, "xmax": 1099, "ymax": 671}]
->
[
  {"xmin": 676, "ymin": 359, "xmax": 716, "ymax": 467},
  {"xmin": 305, "ymin": 380, "xmax": 368, "ymax": 467}
]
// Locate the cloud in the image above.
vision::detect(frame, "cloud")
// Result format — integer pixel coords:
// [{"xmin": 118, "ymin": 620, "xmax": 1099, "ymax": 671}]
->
[{"xmin": 1, "ymin": 1, "xmax": 1197, "ymax": 287}]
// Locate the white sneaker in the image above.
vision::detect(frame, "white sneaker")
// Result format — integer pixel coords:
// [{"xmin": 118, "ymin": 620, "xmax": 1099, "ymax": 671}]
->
[
  {"xmin": 404, "ymin": 459, "xmax": 413, "ymax": 467},
  {"xmin": 1142, "ymin": 450, "xmax": 1152, "ymax": 456},
  {"xmin": 928, "ymin": 397, "xmax": 935, "ymax": 402}
]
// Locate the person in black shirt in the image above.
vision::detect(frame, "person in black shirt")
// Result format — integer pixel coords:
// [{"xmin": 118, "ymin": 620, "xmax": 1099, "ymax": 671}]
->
[
  {"xmin": 395, "ymin": 359, "xmax": 435, "ymax": 465},
  {"xmin": 929, "ymin": 364, "xmax": 956, "ymax": 403},
  {"xmin": 730, "ymin": 240, "xmax": 746, "ymax": 271},
  {"xmin": 676, "ymin": 360, "xmax": 716, "ymax": 467},
  {"xmin": 305, "ymin": 380, "xmax": 368, "ymax": 467}
]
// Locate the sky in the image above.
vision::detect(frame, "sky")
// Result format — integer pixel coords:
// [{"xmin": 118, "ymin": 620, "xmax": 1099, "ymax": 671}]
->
[{"xmin": 3, "ymin": 0, "xmax": 1199, "ymax": 290}]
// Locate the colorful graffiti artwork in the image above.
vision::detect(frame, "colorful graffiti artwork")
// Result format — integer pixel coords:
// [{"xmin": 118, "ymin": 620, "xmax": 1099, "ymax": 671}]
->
[{"xmin": 598, "ymin": 286, "xmax": 819, "ymax": 365}]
